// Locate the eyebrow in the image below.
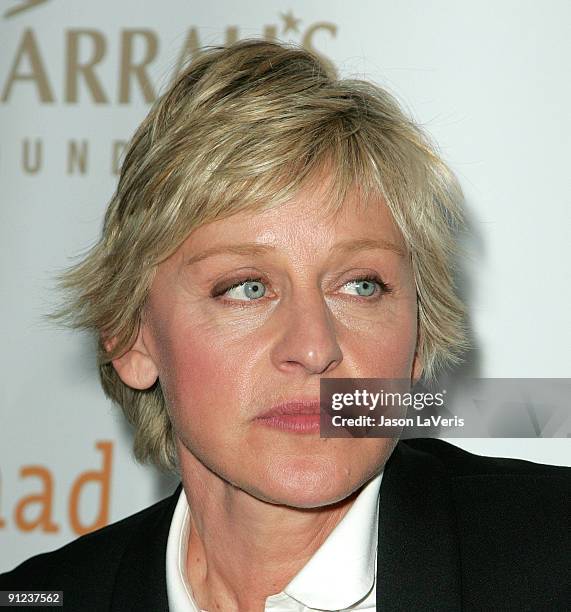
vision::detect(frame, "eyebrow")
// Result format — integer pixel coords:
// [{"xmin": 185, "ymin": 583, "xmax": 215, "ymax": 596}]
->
[{"xmin": 184, "ymin": 237, "xmax": 406, "ymax": 266}]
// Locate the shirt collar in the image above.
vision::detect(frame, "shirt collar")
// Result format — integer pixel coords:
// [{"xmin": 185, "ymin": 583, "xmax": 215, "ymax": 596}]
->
[
  {"xmin": 166, "ymin": 472, "xmax": 383, "ymax": 611},
  {"xmin": 282, "ymin": 471, "xmax": 382, "ymax": 610},
  {"xmin": 166, "ymin": 487, "xmax": 201, "ymax": 612}
]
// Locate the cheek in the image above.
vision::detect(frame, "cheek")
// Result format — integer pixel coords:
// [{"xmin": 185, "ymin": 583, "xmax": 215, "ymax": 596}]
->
[
  {"xmin": 159, "ymin": 331, "xmax": 228, "ymax": 412},
  {"xmin": 336, "ymin": 301, "xmax": 418, "ymax": 378},
  {"xmin": 152, "ymin": 313, "xmax": 266, "ymax": 424}
]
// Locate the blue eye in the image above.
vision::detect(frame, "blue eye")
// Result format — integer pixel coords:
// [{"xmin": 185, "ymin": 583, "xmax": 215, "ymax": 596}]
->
[
  {"xmin": 212, "ymin": 275, "xmax": 389, "ymax": 303},
  {"xmin": 342, "ymin": 277, "xmax": 383, "ymax": 297},
  {"xmin": 221, "ymin": 279, "xmax": 267, "ymax": 301}
]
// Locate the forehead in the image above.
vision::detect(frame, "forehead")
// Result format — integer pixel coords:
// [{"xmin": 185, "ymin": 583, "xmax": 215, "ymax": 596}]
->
[{"xmin": 179, "ymin": 182, "xmax": 405, "ymax": 259}]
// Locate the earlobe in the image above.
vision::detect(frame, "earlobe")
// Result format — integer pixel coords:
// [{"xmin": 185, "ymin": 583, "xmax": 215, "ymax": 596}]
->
[{"xmin": 104, "ymin": 328, "xmax": 159, "ymax": 390}]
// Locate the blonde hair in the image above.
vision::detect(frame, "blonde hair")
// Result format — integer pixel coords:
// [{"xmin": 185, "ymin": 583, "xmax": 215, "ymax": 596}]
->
[{"xmin": 49, "ymin": 39, "xmax": 468, "ymax": 472}]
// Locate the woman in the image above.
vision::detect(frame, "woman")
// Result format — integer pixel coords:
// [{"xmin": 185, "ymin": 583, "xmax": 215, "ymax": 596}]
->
[{"xmin": 1, "ymin": 40, "xmax": 568, "ymax": 611}]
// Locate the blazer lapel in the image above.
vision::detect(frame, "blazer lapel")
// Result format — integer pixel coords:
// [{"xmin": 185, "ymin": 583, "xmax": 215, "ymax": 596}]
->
[
  {"xmin": 376, "ymin": 441, "xmax": 462, "ymax": 610},
  {"xmin": 110, "ymin": 483, "xmax": 183, "ymax": 612},
  {"xmin": 107, "ymin": 443, "xmax": 462, "ymax": 611}
]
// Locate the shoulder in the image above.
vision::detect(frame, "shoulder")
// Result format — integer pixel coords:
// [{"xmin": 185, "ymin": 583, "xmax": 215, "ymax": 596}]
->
[
  {"xmin": 400, "ymin": 437, "xmax": 570, "ymax": 477},
  {"xmin": 0, "ymin": 485, "xmax": 181, "ymax": 598},
  {"xmin": 398, "ymin": 438, "xmax": 570, "ymax": 514},
  {"xmin": 397, "ymin": 439, "xmax": 570, "ymax": 605}
]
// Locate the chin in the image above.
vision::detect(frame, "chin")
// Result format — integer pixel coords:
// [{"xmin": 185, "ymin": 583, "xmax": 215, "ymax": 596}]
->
[
  {"xmin": 249, "ymin": 455, "xmax": 376, "ymax": 509},
  {"xmin": 235, "ymin": 438, "xmax": 397, "ymax": 509}
]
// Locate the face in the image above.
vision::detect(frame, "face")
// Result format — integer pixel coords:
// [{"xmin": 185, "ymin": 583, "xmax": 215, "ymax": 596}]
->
[{"xmin": 121, "ymin": 178, "xmax": 421, "ymax": 508}]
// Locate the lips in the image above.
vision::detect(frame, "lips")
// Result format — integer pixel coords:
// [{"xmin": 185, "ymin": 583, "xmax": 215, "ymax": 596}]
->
[
  {"xmin": 256, "ymin": 399, "xmax": 322, "ymax": 418},
  {"xmin": 254, "ymin": 399, "xmax": 323, "ymax": 433}
]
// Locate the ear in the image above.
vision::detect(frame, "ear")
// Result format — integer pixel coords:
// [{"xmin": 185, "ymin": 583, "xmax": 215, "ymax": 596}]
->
[{"xmin": 104, "ymin": 325, "xmax": 159, "ymax": 390}]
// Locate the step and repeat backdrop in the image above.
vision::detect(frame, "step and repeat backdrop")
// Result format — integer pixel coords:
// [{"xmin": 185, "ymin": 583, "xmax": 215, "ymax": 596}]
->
[{"xmin": 1, "ymin": 0, "xmax": 569, "ymax": 572}]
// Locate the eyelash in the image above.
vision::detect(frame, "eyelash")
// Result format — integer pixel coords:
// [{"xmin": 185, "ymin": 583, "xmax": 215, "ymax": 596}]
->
[{"xmin": 210, "ymin": 274, "xmax": 392, "ymax": 302}]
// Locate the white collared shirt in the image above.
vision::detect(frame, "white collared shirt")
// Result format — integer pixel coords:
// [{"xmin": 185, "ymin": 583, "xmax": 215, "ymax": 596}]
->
[{"xmin": 166, "ymin": 472, "xmax": 383, "ymax": 611}]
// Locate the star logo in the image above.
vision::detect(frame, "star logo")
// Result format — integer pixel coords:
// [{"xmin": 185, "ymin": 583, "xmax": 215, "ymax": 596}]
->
[{"xmin": 280, "ymin": 10, "xmax": 301, "ymax": 35}]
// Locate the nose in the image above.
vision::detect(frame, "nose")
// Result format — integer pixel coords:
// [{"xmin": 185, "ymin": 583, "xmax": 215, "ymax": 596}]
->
[{"xmin": 269, "ymin": 288, "xmax": 343, "ymax": 375}]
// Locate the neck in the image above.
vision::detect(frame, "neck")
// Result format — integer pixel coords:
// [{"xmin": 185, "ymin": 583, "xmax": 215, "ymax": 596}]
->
[{"xmin": 178, "ymin": 453, "xmax": 360, "ymax": 612}]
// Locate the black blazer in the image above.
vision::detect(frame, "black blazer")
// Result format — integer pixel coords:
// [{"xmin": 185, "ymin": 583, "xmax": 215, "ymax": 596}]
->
[{"xmin": 1, "ymin": 439, "xmax": 569, "ymax": 611}]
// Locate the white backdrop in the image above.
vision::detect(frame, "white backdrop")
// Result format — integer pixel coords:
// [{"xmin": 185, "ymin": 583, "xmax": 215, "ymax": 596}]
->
[{"xmin": 1, "ymin": 0, "xmax": 569, "ymax": 572}]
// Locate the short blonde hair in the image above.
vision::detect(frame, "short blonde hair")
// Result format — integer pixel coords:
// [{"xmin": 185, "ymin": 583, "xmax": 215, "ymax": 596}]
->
[{"xmin": 50, "ymin": 39, "xmax": 468, "ymax": 472}]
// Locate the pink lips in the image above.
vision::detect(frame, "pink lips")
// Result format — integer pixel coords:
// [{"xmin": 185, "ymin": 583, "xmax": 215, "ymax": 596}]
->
[{"xmin": 254, "ymin": 399, "xmax": 322, "ymax": 434}]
